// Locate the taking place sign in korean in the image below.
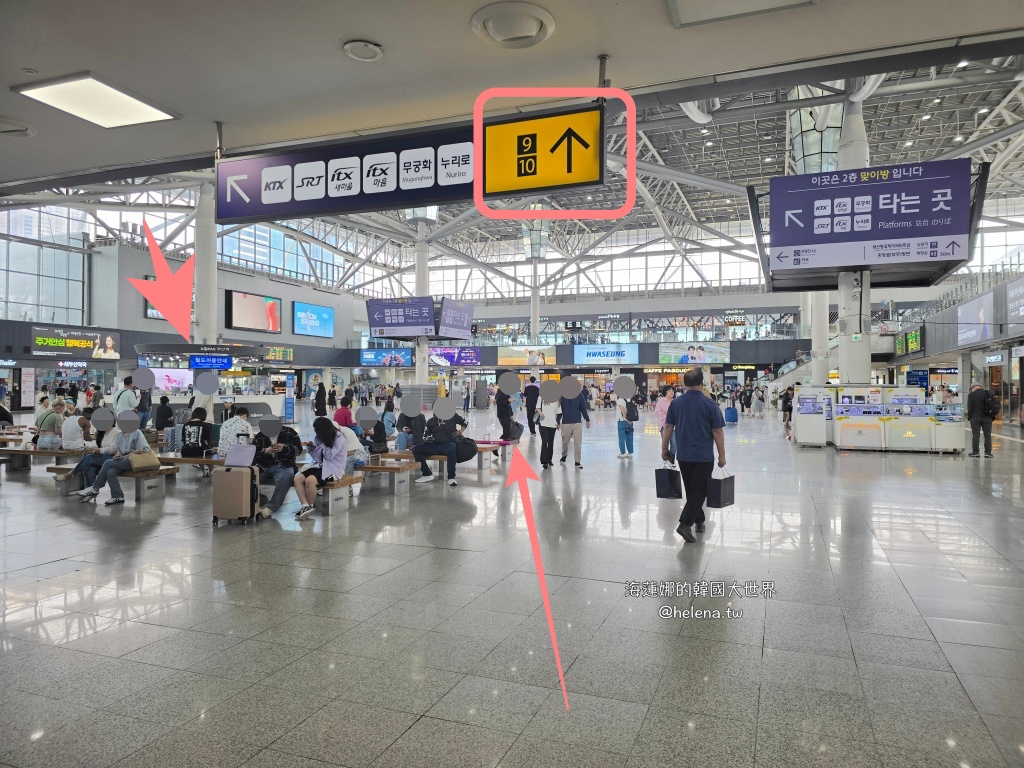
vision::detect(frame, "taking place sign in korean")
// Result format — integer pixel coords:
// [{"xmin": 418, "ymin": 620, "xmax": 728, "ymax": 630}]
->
[
  {"xmin": 769, "ymin": 159, "xmax": 972, "ymax": 275},
  {"xmin": 367, "ymin": 297, "xmax": 436, "ymax": 338}
]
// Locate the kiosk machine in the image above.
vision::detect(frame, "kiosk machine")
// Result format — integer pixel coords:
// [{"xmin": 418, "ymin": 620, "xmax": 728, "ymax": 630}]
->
[
  {"xmin": 792, "ymin": 386, "xmax": 835, "ymax": 447},
  {"xmin": 834, "ymin": 387, "xmax": 884, "ymax": 450},
  {"xmin": 881, "ymin": 387, "xmax": 930, "ymax": 452},
  {"xmin": 933, "ymin": 404, "xmax": 965, "ymax": 453}
]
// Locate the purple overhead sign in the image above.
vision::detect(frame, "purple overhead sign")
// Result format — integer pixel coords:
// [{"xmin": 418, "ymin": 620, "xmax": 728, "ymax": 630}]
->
[
  {"xmin": 769, "ymin": 159, "xmax": 972, "ymax": 271},
  {"xmin": 367, "ymin": 296, "xmax": 435, "ymax": 338},
  {"xmin": 436, "ymin": 297, "xmax": 475, "ymax": 339}
]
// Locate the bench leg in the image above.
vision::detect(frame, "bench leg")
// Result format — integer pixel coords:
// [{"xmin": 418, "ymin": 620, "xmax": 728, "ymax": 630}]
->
[
  {"xmin": 54, "ymin": 455, "xmax": 70, "ymax": 465},
  {"xmin": 56, "ymin": 473, "xmax": 84, "ymax": 496},
  {"xmin": 322, "ymin": 485, "xmax": 351, "ymax": 516},
  {"xmin": 135, "ymin": 475, "xmax": 166, "ymax": 502},
  {"xmin": 388, "ymin": 471, "xmax": 412, "ymax": 496},
  {"xmin": 6, "ymin": 454, "xmax": 30, "ymax": 471}
]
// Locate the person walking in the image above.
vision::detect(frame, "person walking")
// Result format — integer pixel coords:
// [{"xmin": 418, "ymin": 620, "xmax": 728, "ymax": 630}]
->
[
  {"xmin": 660, "ymin": 368, "xmax": 726, "ymax": 544},
  {"xmin": 967, "ymin": 382, "xmax": 998, "ymax": 458},
  {"xmin": 524, "ymin": 376, "xmax": 540, "ymax": 436},
  {"xmin": 495, "ymin": 384, "xmax": 513, "ymax": 440},
  {"xmin": 392, "ymin": 382, "xmax": 402, "ymax": 412},
  {"xmin": 314, "ymin": 383, "xmax": 327, "ymax": 418},
  {"xmin": 655, "ymin": 385, "xmax": 677, "ymax": 459},
  {"xmin": 76, "ymin": 422, "xmax": 152, "ymax": 506},
  {"xmin": 461, "ymin": 381, "xmax": 471, "ymax": 413},
  {"xmin": 616, "ymin": 391, "xmax": 635, "ymax": 459},
  {"xmin": 328, "ymin": 385, "xmax": 337, "ymax": 409},
  {"xmin": 558, "ymin": 386, "xmax": 591, "ymax": 469},
  {"xmin": 537, "ymin": 396, "xmax": 559, "ymax": 469},
  {"xmin": 752, "ymin": 386, "xmax": 766, "ymax": 418},
  {"xmin": 781, "ymin": 386, "xmax": 794, "ymax": 431}
]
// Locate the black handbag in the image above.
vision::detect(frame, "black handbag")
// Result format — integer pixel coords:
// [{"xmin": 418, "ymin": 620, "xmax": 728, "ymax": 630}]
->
[
  {"xmin": 454, "ymin": 436, "xmax": 478, "ymax": 463},
  {"xmin": 655, "ymin": 463, "xmax": 682, "ymax": 499},
  {"xmin": 707, "ymin": 468, "xmax": 735, "ymax": 508}
]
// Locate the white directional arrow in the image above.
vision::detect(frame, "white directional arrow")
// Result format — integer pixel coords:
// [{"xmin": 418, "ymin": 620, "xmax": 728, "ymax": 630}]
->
[
  {"xmin": 227, "ymin": 175, "xmax": 250, "ymax": 204},
  {"xmin": 785, "ymin": 210, "xmax": 804, "ymax": 227},
  {"xmin": 374, "ymin": 312, "xmax": 382, "ymax": 321}
]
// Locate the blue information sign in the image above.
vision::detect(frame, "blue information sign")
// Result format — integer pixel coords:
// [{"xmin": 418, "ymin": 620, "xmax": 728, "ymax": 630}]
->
[
  {"xmin": 216, "ymin": 126, "xmax": 474, "ymax": 225},
  {"xmin": 770, "ymin": 159, "xmax": 971, "ymax": 271},
  {"xmin": 190, "ymin": 354, "xmax": 232, "ymax": 369},
  {"xmin": 906, "ymin": 370, "xmax": 929, "ymax": 389},
  {"xmin": 367, "ymin": 297, "xmax": 435, "ymax": 338},
  {"xmin": 285, "ymin": 373, "xmax": 295, "ymax": 423}
]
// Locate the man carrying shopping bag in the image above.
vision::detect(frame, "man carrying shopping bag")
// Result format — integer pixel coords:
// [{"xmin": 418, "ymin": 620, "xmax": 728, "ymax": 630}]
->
[{"xmin": 660, "ymin": 368, "xmax": 726, "ymax": 544}]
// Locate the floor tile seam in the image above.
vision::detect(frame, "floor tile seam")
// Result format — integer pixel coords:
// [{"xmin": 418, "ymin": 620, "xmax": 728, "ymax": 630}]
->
[{"xmin": 98, "ymin": 677, "xmax": 261, "ymax": 727}]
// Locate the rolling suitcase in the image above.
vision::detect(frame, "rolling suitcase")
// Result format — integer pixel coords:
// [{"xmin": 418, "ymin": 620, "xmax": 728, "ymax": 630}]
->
[
  {"xmin": 725, "ymin": 407, "xmax": 738, "ymax": 424},
  {"xmin": 212, "ymin": 466, "xmax": 259, "ymax": 526}
]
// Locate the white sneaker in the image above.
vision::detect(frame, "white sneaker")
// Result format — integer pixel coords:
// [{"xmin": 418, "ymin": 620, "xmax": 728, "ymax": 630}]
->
[
  {"xmin": 448, "ymin": 479, "xmax": 458, "ymax": 487},
  {"xmin": 626, "ymin": 453, "xmax": 633, "ymax": 459},
  {"xmin": 415, "ymin": 475, "xmax": 436, "ymax": 484},
  {"xmin": 76, "ymin": 488, "xmax": 98, "ymax": 497},
  {"xmin": 617, "ymin": 454, "xmax": 626, "ymax": 459},
  {"xmin": 297, "ymin": 505, "xmax": 315, "ymax": 520},
  {"xmin": 54, "ymin": 473, "xmax": 68, "ymax": 483},
  {"xmin": 258, "ymin": 506, "xmax": 273, "ymax": 519}
]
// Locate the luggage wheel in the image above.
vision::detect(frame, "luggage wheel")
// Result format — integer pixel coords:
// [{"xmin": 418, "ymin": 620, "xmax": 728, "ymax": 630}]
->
[
  {"xmin": 237, "ymin": 517, "xmax": 247, "ymax": 525},
  {"xmin": 212, "ymin": 516, "xmax": 219, "ymax": 527}
]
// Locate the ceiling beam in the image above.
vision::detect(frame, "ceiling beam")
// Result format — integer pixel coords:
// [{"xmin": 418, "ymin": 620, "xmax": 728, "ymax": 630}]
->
[{"xmin": 0, "ymin": 231, "xmax": 93, "ymax": 254}]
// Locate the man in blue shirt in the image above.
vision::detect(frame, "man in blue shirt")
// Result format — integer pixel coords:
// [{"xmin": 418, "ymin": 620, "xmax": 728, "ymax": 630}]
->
[{"xmin": 661, "ymin": 368, "xmax": 726, "ymax": 543}]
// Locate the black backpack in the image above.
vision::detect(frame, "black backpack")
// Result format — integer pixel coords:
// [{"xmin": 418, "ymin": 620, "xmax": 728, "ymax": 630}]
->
[
  {"xmin": 625, "ymin": 400, "xmax": 639, "ymax": 422},
  {"xmin": 986, "ymin": 393, "xmax": 1001, "ymax": 419}
]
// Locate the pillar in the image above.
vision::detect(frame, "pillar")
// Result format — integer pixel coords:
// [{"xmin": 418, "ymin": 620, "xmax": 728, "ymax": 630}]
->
[
  {"xmin": 194, "ymin": 182, "xmax": 218, "ymax": 344},
  {"xmin": 414, "ymin": 221, "xmax": 429, "ymax": 385},
  {"xmin": 810, "ymin": 292, "xmax": 830, "ymax": 386},
  {"xmin": 530, "ymin": 259, "xmax": 540, "ymax": 344},
  {"xmin": 838, "ymin": 271, "xmax": 872, "ymax": 384}
]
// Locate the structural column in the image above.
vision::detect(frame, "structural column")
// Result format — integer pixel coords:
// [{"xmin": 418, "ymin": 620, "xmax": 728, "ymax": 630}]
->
[
  {"xmin": 414, "ymin": 221, "xmax": 429, "ymax": 385},
  {"xmin": 530, "ymin": 259, "xmax": 540, "ymax": 344},
  {"xmin": 837, "ymin": 271, "xmax": 872, "ymax": 384},
  {"xmin": 810, "ymin": 292, "xmax": 830, "ymax": 386},
  {"xmin": 194, "ymin": 182, "xmax": 218, "ymax": 344}
]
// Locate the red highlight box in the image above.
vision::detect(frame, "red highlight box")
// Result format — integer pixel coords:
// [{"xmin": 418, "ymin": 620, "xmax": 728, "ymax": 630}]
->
[{"xmin": 473, "ymin": 87, "xmax": 636, "ymax": 220}]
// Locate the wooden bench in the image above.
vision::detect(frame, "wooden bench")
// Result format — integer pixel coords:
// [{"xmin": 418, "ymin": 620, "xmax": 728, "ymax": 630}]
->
[
  {"xmin": 385, "ymin": 442, "xmax": 505, "ymax": 473},
  {"xmin": 318, "ymin": 475, "xmax": 364, "ymax": 515},
  {"xmin": 156, "ymin": 454, "xmax": 225, "ymax": 473},
  {"xmin": 356, "ymin": 460, "xmax": 418, "ymax": 496},
  {"xmin": 0, "ymin": 447, "xmax": 85, "ymax": 471},
  {"xmin": 47, "ymin": 465, "xmax": 180, "ymax": 501}
]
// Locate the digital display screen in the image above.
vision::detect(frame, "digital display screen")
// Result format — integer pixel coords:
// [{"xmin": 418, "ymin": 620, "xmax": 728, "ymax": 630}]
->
[
  {"xmin": 957, "ymin": 292, "xmax": 995, "ymax": 347},
  {"xmin": 144, "ymin": 275, "xmax": 195, "ymax": 322},
  {"xmin": 895, "ymin": 335, "xmax": 906, "ymax": 356},
  {"xmin": 359, "ymin": 348, "xmax": 413, "ymax": 367},
  {"xmin": 429, "ymin": 347, "xmax": 481, "ymax": 366},
  {"xmin": 151, "ymin": 368, "xmax": 193, "ymax": 392},
  {"xmin": 906, "ymin": 328, "xmax": 922, "ymax": 353},
  {"xmin": 265, "ymin": 347, "xmax": 293, "ymax": 362},
  {"xmin": 573, "ymin": 344, "xmax": 639, "ymax": 365},
  {"xmin": 658, "ymin": 341, "xmax": 729, "ymax": 364},
  {"xmin": 226, "ymin": 291, "xmax": 283, "ymax": 333},
  {"xmin": 190, "ymin": 355, "xmax": 232, "ymax": 369},
  {"xmin": 497, "ymin": 346, "xmax": 557, "ymax": 366},
  {"xmin": 293, "ymin": 301, "xmax": 335, "ymax": 338},
  {"xmin": 32, "ymin": 326, "xmax": 121, "ymax": 359}
]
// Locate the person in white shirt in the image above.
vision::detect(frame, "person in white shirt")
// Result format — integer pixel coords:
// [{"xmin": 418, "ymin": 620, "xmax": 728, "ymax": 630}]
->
[
  {"xmin": 538, "ymin": 397, "xmax": 561, "ymax": 469},
  {"xmin": 61, "ymin": 406, "xmax": 94, "ymax": 451},
  {"xmin": 113, "ymin": 376, "xmax": 139, "ymax": 415},
  {"xmin": 218, "ymin": 407, "xmax": 255, "ymax": 451},
  {"xmin": 76, "ymin": 426, "xmax": 151, "ymax": 506},
  {"xmin": 335, "ymin": 424, "xmax": 369, "ymax": 473}
]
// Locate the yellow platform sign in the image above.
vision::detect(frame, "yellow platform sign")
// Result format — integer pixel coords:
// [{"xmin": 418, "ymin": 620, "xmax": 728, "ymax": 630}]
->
[{"xmin": 483, "ymin": 106, "xmax": 604, "ymax": 195}]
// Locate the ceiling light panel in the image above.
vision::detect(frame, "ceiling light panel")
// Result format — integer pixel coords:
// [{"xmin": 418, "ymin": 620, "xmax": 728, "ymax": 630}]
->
[{"xmin": 12, "ymin": 72, "xmax": 176, "ymax": 128}]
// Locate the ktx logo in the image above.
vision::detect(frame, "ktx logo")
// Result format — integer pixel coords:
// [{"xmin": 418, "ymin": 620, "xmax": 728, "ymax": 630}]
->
[
  {"xmin": 265, "ymin": 180, "xmax": 286, "ymax": 191},
  {"xmin": 260, "ymin": 165, "xmax": 292, "ymax": 204}
]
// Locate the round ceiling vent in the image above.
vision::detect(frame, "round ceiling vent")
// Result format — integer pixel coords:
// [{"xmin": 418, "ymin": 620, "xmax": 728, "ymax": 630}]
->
[
  {"xmin": 342, "ymin": 40, "xmax": 384, "ymax": 62},
  {"xmin": 0, "ymin": 117, "xmax": 35, "ymax": 138},
  {"xmin": 471, "ymin": 2, "xmax": 555, "ymax": 49}
]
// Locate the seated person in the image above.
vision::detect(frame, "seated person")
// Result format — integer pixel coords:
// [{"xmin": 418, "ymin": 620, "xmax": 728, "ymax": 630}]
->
[
  {"xmin": 336, "ymin": 424, "xmax": 369, "ymax": 473},
  {"xmin": 382, "ymin": 399, "xmax": 397, "ymax": 437},
  {"xmin": 219, "ymin": 406, "xmax": 254, "ymax": 450},
  {"xmin": 0, "ymin": 402, "xmax": 13, "ymax": 426},
  {"xmin": 359, "ymin": 419, "xmax": 389, "ymax": 453},
  {"xmin": 394, "ymin": 410, "xmax": 425, "ymax": 450},
  {"xmin": 76, "ymin": 424, "xmax": 151, "ymax": 506},
  {"xmin": 61, "ymin": 406, "xmax": 94, "ymax": 451},
  {"xmin": 413, "ymin": 411, "xmax": 468, "ymax": 487},
  {"xmin": 253, "ymin": 422, "xmax": 303, "ymax": 519},
  {"xmin": 57, "ymin": 426, "xmax": 121, "ymax": 487},
  {"xmin": 34, "ymin": 397, "xmax": 66, "ymax": 450},
  {"xmin": 154, "ymin": 396, "xmax": 176, "ymax": 451},
  {"xmin": 293, "ymin": 417, "xmax": 347, "ymax": 521},
  {"xmin": 333, "ymin": 396, "xmax": 356, "ymax": 429},
  {"xmin": 181, "ymin": 407, "xmax": 214, "ymax": 476}
]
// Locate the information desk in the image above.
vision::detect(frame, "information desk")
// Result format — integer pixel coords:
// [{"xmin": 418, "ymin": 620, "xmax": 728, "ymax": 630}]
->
[
  {"xmin": 835, "ymin": 404, "xmax": 884, "ymax": 450},
  {"xmin": 882, "ymin": 404, "xmax": 933, "ymax": 452},
  {"xmin": 933, "ymin": 404, "xmax": 965, "ymax": 453},
  {"xmin": 166, "ymin": 395, "xmax": 285, "ymax": 421}
]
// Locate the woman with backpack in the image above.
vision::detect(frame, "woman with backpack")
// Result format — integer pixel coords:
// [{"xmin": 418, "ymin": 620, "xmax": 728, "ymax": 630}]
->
[{"xmin": 616, "ymin": 392, "xmax": 637, "ymax": 459}]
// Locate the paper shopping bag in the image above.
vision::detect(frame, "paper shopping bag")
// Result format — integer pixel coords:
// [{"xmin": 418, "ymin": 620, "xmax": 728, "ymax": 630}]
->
[
  {"xmin": 706, "ymin": 469, "xmax": 734, "ymax": 508},
  {"xmin": 655, "ymin": 466, "xmax": 682, "ymax": 499}
]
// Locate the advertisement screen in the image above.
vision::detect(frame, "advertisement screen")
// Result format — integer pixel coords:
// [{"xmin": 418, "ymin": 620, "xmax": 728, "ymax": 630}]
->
[
  {"xmin": 429, "ymin": 347, "xmax": 481, "ymax": 366},
  {"xmin": 360, "ymin": 348, "xmax": 413, "ymax": 367},
  {"xmin": 957, "ymin": 292, "xmax": 995, "ymax": 347},
  {"xmin": 573, "ymin": 344, "xmax": 639, "ymax": 365},
  {"xmin": 437, "ymin": 297, "xmax": 475, "ymax": 339},
  {"xmin": 906, "ymin": 328, "xmax": 923, "ymax": 353},
  {"xmin": 226, "ymin": 291, "xmax": 282, "ymax": 333},
  {"xmin": 32, "ymin": 326, "xmax": 121, "ymax": 359},
  {"xmin": 658, "ymin": 341, "xmax": 729, "ymax": 364},
  {"xmin": 1008, "ymin": 275, "xmax": 1024, "ymax": 334},
  {"xmin": 293, "ymin": 301, "xmax": 335, "ymax": 338},
  {"xmin": 497, "ymin": 346, "xmax": 557, "ymax": 366},
  {"xmin": 895, "ymin": 334, "xmax": 906, "ymax": 356},
  {"xmin": 144, "ymin": 275, "xmax": 195, "ymax": 322},
  {"xmin": 151, "ymin": 368, "xmax": 193, "ymax": 392}
]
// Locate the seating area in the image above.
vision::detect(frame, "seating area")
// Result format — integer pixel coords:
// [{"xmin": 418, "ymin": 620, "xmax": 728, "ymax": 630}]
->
[{"xmin": 45, "ymin": 464, "xmax": 180, "ymax": 501}]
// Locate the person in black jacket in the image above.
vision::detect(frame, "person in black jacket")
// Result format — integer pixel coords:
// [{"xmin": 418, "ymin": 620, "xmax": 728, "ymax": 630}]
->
[
  {"xmin": 314, "ymin": 383, "xmax": 327, "ymax": 417},
  {"xmin": 154, "ymin": 396, "xmax": 176, "ymax": 452},
  {"xmin": 524, "ymin": 376, "xmax": 540, "ymax": 435},
  {"xmin": 181, "ymin": 407, "xmax": 214, "ymax": 476},
  {"xmin": 253, "ymin": 424, "xmax": 303, "ymax": 518},
  {"xmin": 966, "ymin": 383, "xmax": 997, "ymax": 458},
  {"xmin": 495, "ymin": 385, "xmax": 513, "ymax": 440},
  {"xmin": 413, "ymin": 412, "xmax": 467, "ymax": 486},
  {"xmin": 395, "ymin": 411, "xmax": 426, "ymax": 450}
]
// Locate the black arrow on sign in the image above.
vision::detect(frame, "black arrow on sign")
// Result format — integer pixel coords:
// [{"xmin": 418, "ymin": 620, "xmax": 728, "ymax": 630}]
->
[
  {"xmin": 550, "ymin": 128, "xmax": 590, "ymax": 174},
  {"xmin": 947, "ymin": 240, "xmax": 960, "ymax": 253}
]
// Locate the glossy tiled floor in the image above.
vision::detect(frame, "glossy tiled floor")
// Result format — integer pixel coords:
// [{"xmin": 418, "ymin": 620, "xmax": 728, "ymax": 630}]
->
[{"xmin": 2, "ymin": 407, "xmax": 1024, "ymax": 767}]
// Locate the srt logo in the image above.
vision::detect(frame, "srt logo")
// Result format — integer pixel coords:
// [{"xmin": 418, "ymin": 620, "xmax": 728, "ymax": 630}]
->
[
  {"xmin": 331, "ymin": 169, "xmax": 354, "ymax": 182},
  {"xmin": 296, "ymin": 175, "xmax": 323, "ymax": 187},
  {"xmin": 264, "ymin": 180, "xmax": 286, "ymax": 191},
  {"xmin": 366, "ymin": 162, "xmax": 391, "ymax": 178}
]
